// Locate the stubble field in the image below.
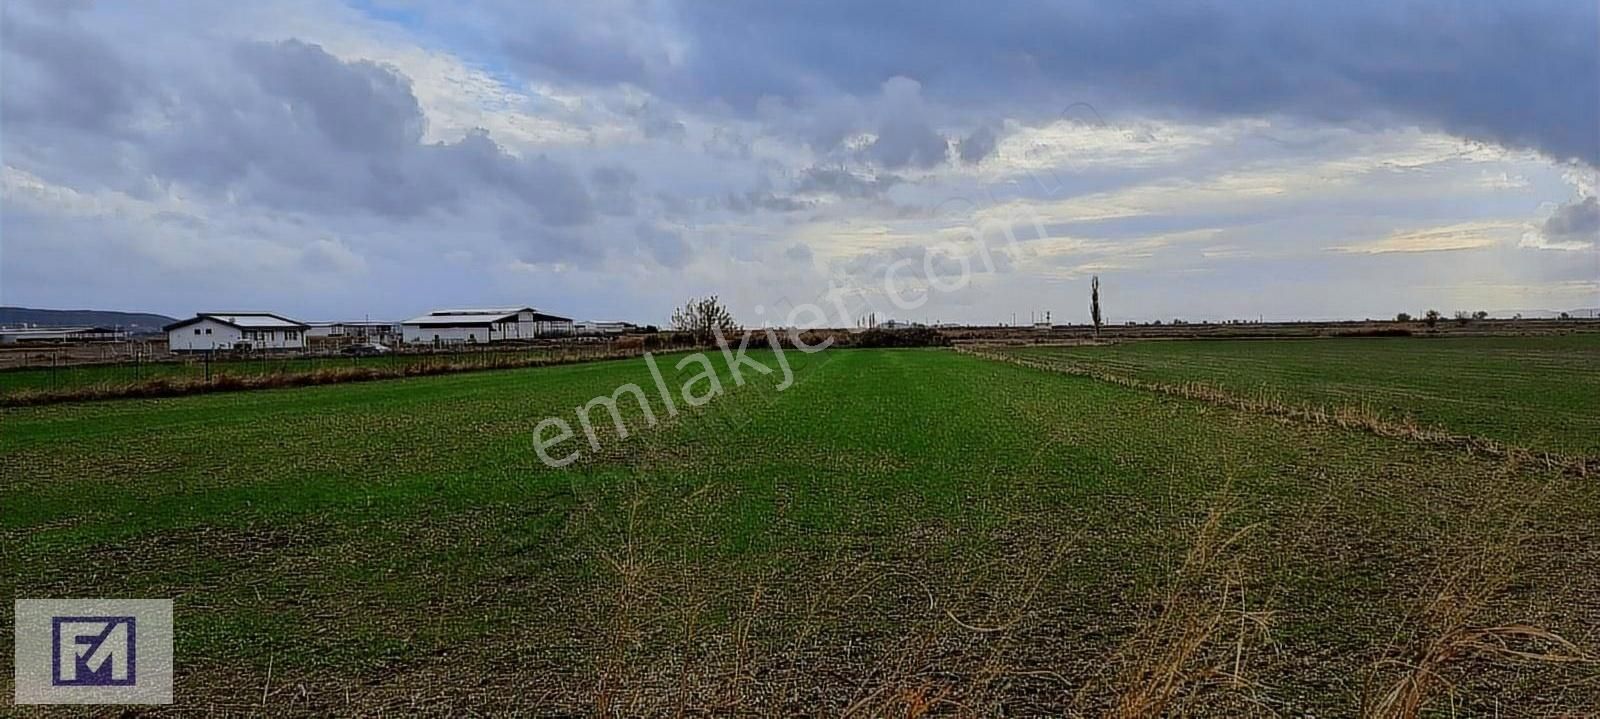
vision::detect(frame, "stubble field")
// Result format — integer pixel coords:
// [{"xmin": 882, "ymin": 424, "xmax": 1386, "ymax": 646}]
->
[{"xmin": 3, "ymin": 338, "xmax": 1598, "ymax": 716}]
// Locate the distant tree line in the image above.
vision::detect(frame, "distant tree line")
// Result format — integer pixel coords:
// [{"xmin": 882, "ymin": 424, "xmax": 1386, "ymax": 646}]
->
[{"xmin": 1397, "ymin": 309, "xmax": 1514, "ymax": 327}]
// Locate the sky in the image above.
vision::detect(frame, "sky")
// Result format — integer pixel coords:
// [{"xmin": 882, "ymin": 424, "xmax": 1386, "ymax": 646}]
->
[{"xmin": 2, "ymin": 0, "xmax": 1597, "ymax": 325}]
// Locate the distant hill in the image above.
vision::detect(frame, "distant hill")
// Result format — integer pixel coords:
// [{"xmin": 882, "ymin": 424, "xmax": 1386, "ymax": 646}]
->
[{"xmin": 0, "ymin": 306, "xmax": 178, "ymax": 333}]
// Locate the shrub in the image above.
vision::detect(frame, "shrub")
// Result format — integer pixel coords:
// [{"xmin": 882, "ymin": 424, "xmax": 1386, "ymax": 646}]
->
[{"xmin": 849, "ymin": 327, "xmax": 951, "ymax": 348}]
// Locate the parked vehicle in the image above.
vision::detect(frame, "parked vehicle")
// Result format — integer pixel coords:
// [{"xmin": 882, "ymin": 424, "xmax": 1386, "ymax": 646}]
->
[{"xmin": 341, "ymin": 342, "xmax": 391, "ymax": 357}]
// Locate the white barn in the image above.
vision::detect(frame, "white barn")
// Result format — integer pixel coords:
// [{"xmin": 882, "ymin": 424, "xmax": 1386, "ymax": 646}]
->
[
  {"xmin": 165, "ymin": 312, "xmax": 309, "ymax": 353},
  {"xmin": 575, "ymin": 320, "xmax": 638, "ymax": 335},
  {"xmin": 305, "ymin": 320, "xmax": 402, "ymax": 344},
  {"xmin": 401, "ymin": 307, "xmax": 573, "ymax": 346}
]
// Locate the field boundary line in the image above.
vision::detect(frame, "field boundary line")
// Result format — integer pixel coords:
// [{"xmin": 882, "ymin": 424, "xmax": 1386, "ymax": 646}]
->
[
  {"xmin": 0, "ymin": 347, "xmax": 700, "ymax": 407},
  {"xmin": 957, "ymin": 346, "xmax": 1597, "ymax": 479}
]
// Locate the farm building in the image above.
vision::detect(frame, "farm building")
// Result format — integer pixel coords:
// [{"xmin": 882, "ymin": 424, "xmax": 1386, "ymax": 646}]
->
[
  {"xmin": 305, "ymin": 320, "xmax": 402, "ymax": 344},
  {"xmin": 164, "ymin": 312, "xmax": 310, "ymax": 353},
  {"xmin": 574, "ymin": 320, "xmax": 638, "ymax": 335},
  {"xmin": 401, "ymin": 307, "xmax": 573, "ymax": 345},
  {"xmin": 0, "ymin": 326, "xmax": 129, "ymax": 344}
]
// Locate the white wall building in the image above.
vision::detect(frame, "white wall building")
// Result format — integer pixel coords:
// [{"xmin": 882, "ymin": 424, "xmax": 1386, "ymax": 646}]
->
[
  {"xmin": 305, "ymin": 321, "xmax": 401, "ymax": 343},
  {"xmin": 164, "ymin": 312, "xmax": 309, "ymax": 352},
  {"xmin": 574, "ymin": 320, "xmax": 638, "ymax": 335},
  {"xmin": 401, "ymin": 307, "xmax": 573, "ymax": 346},
  {"xmin": 0, "ymin": 326, "xmax": 128, "ymax": 344}
]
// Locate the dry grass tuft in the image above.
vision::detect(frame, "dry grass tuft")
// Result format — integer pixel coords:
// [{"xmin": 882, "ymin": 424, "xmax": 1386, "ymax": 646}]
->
[
  {"xmin": 1080, "ymin": 486, "xmax": 1276, "ymax": 718},
  {"xmin": 1362, "ymin": 462, "xmax": 1595, "ymax": 718},
  {"xmin": 1370, "ymin": 624, "xmax": 1592, "ymax": 718}
]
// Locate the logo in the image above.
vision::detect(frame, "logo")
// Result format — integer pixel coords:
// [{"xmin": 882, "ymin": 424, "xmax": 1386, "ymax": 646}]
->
[
  {"xmin": 14, "ymin": 599, "xmax": 172, "ymax": 704},
  {"xmin": 52, "ymin": 616, "xmax": 137, "ymax": 686}
]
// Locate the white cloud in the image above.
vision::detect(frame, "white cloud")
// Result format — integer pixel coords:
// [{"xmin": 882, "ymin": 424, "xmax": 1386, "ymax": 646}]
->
[{"xmin": 1330, "ymin": 221, "xmax": 1522, "ymax": 254}]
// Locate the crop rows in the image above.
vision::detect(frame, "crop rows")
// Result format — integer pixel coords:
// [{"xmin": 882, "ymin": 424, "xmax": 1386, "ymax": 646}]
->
[
  {"xmin": 4, "ymin": 348, "xmax": 1598, "ymax": 715},
  {"xmin": 998, "ymin": 334, "xmax": 1600, "ymax": 457},
  {"xmin": 0, "ymin": 344, "xmax": 639, "ymax": 404}
]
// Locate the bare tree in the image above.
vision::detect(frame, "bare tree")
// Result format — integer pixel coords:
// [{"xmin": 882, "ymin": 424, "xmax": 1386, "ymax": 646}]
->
[
  {"xmin": 1090, "ymin": 275, "xmax": 1103, "ymax": 337},
  {"xmin": 1424, "ymin": 309, "xmax": 1442, "ymax": 328},
  {"xmin": 671, "ymin": 295, "xmax": 739, "ymax": 345}
]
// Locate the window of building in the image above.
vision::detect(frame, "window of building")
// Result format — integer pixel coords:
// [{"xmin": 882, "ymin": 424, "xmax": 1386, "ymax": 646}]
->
[
  {"xmin": 194, "ymin": 328, "xmax": 201, "ymax": 335},
  {"xmin": 205, "ymin": 328, "xmax": 212, "ymax": 334}
]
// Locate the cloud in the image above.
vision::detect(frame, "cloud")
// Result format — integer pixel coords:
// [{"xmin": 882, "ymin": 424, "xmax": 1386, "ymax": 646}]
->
[
  {"xmin": 866, "ymin": 115, "xmax": 948, "ymax": 169},
  {"xmin": 0, "ymin": 5, "xmax": 152, "ymax": 135},
  {"xmin": 234, "ymin": 38, "xmax": 426, "ymax": 154},
  {"xmin": 858, "ymin": 77, "xmax": 949, "ymax": 169},
  {"xmin": 3, "ymin": 14, "xmax": 602, "ymax": 251},
  {"xmin": 723, "ymin": 191, "xmax": 814, "ymax": 213},
  {"xmin": 796, "ymin": 167, "xmax": 901, "ymax": 199},
  {"xmin": 784, "ymin": 243, "xmax": 814, "ymax": 262},
  {"xmin": 298, "ymin": 238, "xmax": 367, "ymax": 275},
  {"xmin": 1520, "ymin": 196, "xmax": 1599, "ymax": 251},
  {"xmin": 599, "ymin": 2, "xmax": 1600, "ymax": 166},
  {"xmin": 498, "ymin": 1, "xmax": 674, "ymax": 88},
  {"xmin": 958, "ymin": 125, "xmax": 998, "ymax": 165},
  {"xmin": 591, "ymin": 165, "xmax": 639, "ymax": 217},
  {"xmin": 635, "ymin": 222, "xmax": 691, "ymax": 268},
  {"xmin": 1541, "ymin": 196, "xmax": 1599, "ymax": 237},
  {"xmin": 2, "ymin": 0, "xmax": 1595, "ymax": 324},
  {"xmin": 1330, "ymin": 221, "xmax": 1520, "ymax": 254}
]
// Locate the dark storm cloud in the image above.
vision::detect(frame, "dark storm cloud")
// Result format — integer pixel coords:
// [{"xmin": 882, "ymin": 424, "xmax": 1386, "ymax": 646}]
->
[
  {"xmin": 498, "ymin": 1, "xmax": 669, "ymax": 88},
  {"xmin": 591, "ymin": 165, "xmax": 639, "ymax": 217},
  {"xmin": 797, "ymin": 167, "xmax": 901, "ymax": 199},
  {"xmin": 500, "ymin": 215, "xmax": 602, "ymax": 265},
  {"xmin": 865, "ymin": 115, "xmax": 950, "ymax": 169},
  {"xmin": 0, "ymin": 5, "xmax": 150, "ymax": 135},
  {"xmin": 2, "ymin": 7, "xmax": 603, "ymax": 261},
  {"xmin": 492, "ymin": 0, "xmax": 1599, "ymax": 166},
  {"xmin": 958, "ymin": 126, "xmax": 999, "ymax": 165},
  {"xmin": 203, "ymin": 40, "xmax": 595, "ymax": 227},
  {"xmin": 785, "ymin": 243, "xmax": 814, "ymax": 262},
  {"xmin": 722, "ymin": 191, "xmax": 814, "ymax": 214},
  {"xmin": 235, "ymin": 39, "xmax": 426, "ymax": 154},
  {"xmin": 1541, "ymin": 196, "xmax": 1600, "ymax": 240},
  {"xmin": 634, "ymin": 222, "xmax": 691, "ymax": 268},
  {"xmin": 836, "ymin": 243, "xmax": 975, "ymax": 282}
]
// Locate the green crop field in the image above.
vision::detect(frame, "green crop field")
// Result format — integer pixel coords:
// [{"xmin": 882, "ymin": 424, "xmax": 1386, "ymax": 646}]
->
[
  {"xmin": 4, "ymin": 347, "xmax": 1598, "ymax": 715},
  {"xmin": 1001, "ymin": 334, "xmax": 1600, "ymax": 458},
  {"xmin": 0, "ymin": 346, "xmax": 621, "ymax": 398}
]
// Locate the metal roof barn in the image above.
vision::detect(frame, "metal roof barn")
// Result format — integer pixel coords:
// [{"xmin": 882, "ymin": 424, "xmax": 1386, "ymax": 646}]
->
[{"xmin": 401, "ymin": 307, "xmax": 573, "ymax": 344}]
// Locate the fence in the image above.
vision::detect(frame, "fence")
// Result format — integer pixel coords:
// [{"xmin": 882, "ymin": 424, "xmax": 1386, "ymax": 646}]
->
[{"xmin": 0, "ymin": 343, "xmax": 637, "ymax": 400}]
